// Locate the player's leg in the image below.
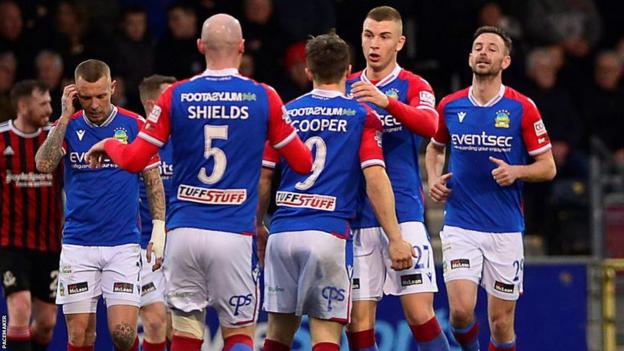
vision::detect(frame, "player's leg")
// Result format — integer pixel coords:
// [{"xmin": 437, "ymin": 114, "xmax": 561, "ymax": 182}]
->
[
  {"xmin": 0, "ymin": 249, "xmax": 33, "ymax": 351},
  {"xmin": 56, "ymin": 244, "xmax": 102, "ymax": 350},
  {"xmin": 346, "ymin": 227, "xmax": 384, "ymax": 351},
  {"xmin": 310, "ymin": 318, "xmax": 343, "ymax": 351},
  {"xmin": 487, "ymin": 296, "xmax": 516, "ymax": 351},
  {"xmin": 30, "ymin": 299, "xmax": 58, "ymax": 351},
  {"xmin": 30, "ymin": 250, "xmax": 61, "ymax": 351},
  {"xmin": 385, "ymin": 222, "xmax": 449, "ymax": 350},
  {"xmin": 263, "ymin": 232, "xmax": 302, "ymax": 350},
  {"xmin": 298, "ymin": 231, "xmax": 351, "ymax": 351},
  {"xmin": 139, "ymin": 248, "xmax": 168, "ymax": 351},
  {"xmin": 106, "ymin": 304, "xmax": 140, "ymax": 350},
  {"xmin": 102, "ymin": 244, "xmax": 142, "ymax": 351},
  {"xmin": 64, "ymin": 311, "xmax": 97, "ymax": 350},
  {"xmin": 140, "ymin": 303, "xmax": 168, "ymax": 350},
  {"xmin": 440, "ymin": 226, "xmax": 483, "ymax": 351},
  {"xmin": 163, "ymin": 228, "xmax": 211, "ymax": 351},
  {"xmin": 481, "ymin": 231, "xmax": 523, "ymax": 351},
  {"xmin": 208, "ymin": 230, "xmax": 259, "ymax": 351}
]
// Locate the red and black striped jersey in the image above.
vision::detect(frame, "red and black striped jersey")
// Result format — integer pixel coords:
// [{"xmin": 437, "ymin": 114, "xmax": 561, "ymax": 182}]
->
[{"xmin": 0, "ymin": 120, "xmax": 63, "ymax": 252}]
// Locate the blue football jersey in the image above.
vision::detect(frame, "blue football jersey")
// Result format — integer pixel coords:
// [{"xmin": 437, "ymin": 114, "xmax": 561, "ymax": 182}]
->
[
  {"xmin": 61, "ymin": 106, "xmax": 159, "ymax": 246},
  {"xmin": 139, "ymin": 140, "xmax": 173, "ymax": 248},
  {"xmin": 347, "ymin": 65, "xmax": 437, "ymax": 228},
  {"xmin": 139, "ymin": 68, "xmax": 297, "ymax": 235},
  {"xmin": 432, "ymin": 85, "xmax": 552, "ymax": 233},
  {"xmin": 263, "ymin": 89, "xmax": 384, "ymax": 237}
]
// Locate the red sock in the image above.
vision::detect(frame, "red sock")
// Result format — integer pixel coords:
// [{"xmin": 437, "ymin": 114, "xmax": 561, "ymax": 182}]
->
[
  {"xmin": 409, "ymin": 316, "xmax": 443, "ymax": 342},
  {"xmin": 347, "ymin": 329, "xmax": 376, "ymax": 349},
  {"xmin": 224, "ymin": 334, "xmax": 253, "ymax": 350},
  {"xmin": 143, "ymin": 339, "xmax": 167, "ymax": 351},
  {"xmin": 68, "ymin": 345, "xmax": 94, "ymax": 351},
  {"xmin": 171, "ymin": 334, "xmax": 203, "ymax": 351},
  {"xmin": 7, "ymin": 325, "xmax": 31, "ymax": 341},
  {"xmin": 264, "ymin": 338, "xmax": 290, "ymax": 351},
  {"xmin": 312, "ymin": 342, "xmax": 340, "ymax": 351}
]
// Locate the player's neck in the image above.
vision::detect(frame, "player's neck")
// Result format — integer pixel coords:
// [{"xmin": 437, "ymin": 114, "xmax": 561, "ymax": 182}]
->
[
  {"xmin": 365, "ymin": 62, "xmax": 397, "ymax": 82},
  {"xmin": 471, "ymin": 75, "xmax": 503, "ymax": 105},
  {"xmin": 313, "ymin": 81, "xmax": 345, "ymax": 94},
  {"xmin": 13, "ymin": 117, "xmax": 39, "ymax": 134}
]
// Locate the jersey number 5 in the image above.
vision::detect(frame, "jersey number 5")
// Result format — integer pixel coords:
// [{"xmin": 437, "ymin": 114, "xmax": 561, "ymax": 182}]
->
[
  {"xmin": 198, "ymin": 125, "xmax": 228, "ymax": 184},
  {"xmin": 295, "ymin": 136, "xmax": 327, "ymax": 190}
]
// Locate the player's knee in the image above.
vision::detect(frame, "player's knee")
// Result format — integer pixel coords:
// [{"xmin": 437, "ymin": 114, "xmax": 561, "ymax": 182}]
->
[
  {"xmin": 449, "ymin": 306, "xmax": 474, "ymax": 327},
  {"xmin": 68, "ymin": 328, "xmax": 92, "ymax": 346},
  {"xmin": 171, "ymin": 310, "xmax": 205, "ymax": 339},
  {"xmin": 142, "ymin": 312, "xmax": 167, "ymax": 339},
  {"xmin": 7, "ymin": 293, "xmax": 31, "ymax": 324},
  {"xmin": 32, "ymin": 315, "xmax": 57, "ymax": 341},
  {"xmin": 489, "ymin": 313, "xmax": 513, "ymax": 337},
  {"xmin": 111, "ymin": 322, "xmax": 137, "ymax": 350},
  {"xmin": 403, "ymin": 304, "xmax": 434, "ymax": 326}
]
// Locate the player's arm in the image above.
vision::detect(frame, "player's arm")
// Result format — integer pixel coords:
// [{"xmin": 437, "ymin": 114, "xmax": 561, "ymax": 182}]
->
[
  {"xmin": 490, "ymin": 99, "xmax": 557, "ymax": 186},
  {"xmin": 36, "ymin": 84, "xmax": 76, "ymax": 173},
  {"xmin": 350, "ymin": 78, "xmax": 438, "ymax": 137},
  {"xmin": 359, "ymin": 110, "xmax": 414, "ymax": 271},
  {"xmin": 142, "ymin": 165, "xmax": 166, "ymax": 270},
  {"xmin": 264, "ymin": 85, "xmax": 312, "ymax": 174},
  {"xmin": 425, "ymin": 100, "xmax": 452, "ymax": 202},
  {"xmin": 256, "ymin": 144, "xmax": 279, "ymax": 266}
]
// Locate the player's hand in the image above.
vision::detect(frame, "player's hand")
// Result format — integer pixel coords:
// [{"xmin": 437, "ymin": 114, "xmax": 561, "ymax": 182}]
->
[
  {"xmin": 489, "ymin": 156, "xmax": 519, "ymax": 186},
  {"xmin": 388, "ymin": 238, "xmax": 415, "ymax": 271},
  {"xmin": 428, "ymin": 172, "xmax": 453, "ymax": 203},
  {"xmin": 350, "ymin": 81, "xmax": 389, "ymax": 108},
  {"xmin": 256, "ymin": 223, "xmax": 269, "ymax": 267},
  {"xmin": 147, "ymin": 219, "xmax": 166, "ymax": 271},
  {"xmin": 85, "ymin": 138, "xmax": 112, "ymax": 169},
  {"xmin": 61, "ymin": 84, "xmax": 77, "ymax": 118}
]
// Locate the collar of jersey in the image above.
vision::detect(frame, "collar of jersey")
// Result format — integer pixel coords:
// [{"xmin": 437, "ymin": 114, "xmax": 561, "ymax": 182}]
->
[
  {"xmin": 468, "ymin": 84, "xmax": 506, "ymax": 107},
  {"xmin": 310, "ymin": 89, "xmax": 347, "ymax": 99},
  {"xmin": 360, "ymin": 64, "xmax": 402, "ymax": 87},
  {"xmin": 82, "ymin": 105, "xmax": 118, "ymax": 128},
  {"xmin": 9, "ymin": 119, "xmax": 42, "ymax": 138},
  {"xmin": 196, "ymin": 68, "xmax": 240, "ymax": 78}
]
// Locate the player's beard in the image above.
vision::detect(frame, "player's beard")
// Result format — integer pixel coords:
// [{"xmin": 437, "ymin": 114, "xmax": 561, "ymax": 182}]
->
[{"xmin": 471, "ymin": 59, "xmax": 503, "ymax": 78}]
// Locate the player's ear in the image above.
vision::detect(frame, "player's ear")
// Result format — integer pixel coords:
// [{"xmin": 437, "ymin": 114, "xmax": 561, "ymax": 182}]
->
[
  {"xmin": 111, "ymin": 79, "xmax": 117, "ymax": 95},
  {"xmin": 347, "ymin": 64, "xmax": 352, "ymax": 77},
  {"xmin": 239, "ymin": 39, "xmax": 245, "ymax": 55},
  {"xmin": 197, "ymin": 38, "xmax": 206, "ymax": 55},
  {"xmin": 304, "ymin": 67, "xmax": 313, "ymax": 82},
  {"xmin": 396, "ymin": 35, "xmax": 406, "ymax": 52},
  {"xmin": 502, "ymin": 54, "xmax": 512, "ymax": 70}
]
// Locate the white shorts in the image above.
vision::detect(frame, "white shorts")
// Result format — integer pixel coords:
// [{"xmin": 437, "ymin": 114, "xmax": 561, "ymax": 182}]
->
[
  {"xmin": 140, "ymin": 249, "xmax": 166, "ymax": 307},
  {"xmin": 440, "ymin": 225, "xmax": 524, "ymax": 301},
  {"xmin": 163, "ymin": 228, "xmax": 260, "ymax": 328},
  {"xmin": 264, "ymin": 231, "xmax": 352, "ymax": 323},
  {"xmin": 56, "ymin": 244, "xmax": 141, "ymax": 309},
  {"xmin": 351, "ymin": 221, "xmax": 438, "ymax": 301}
]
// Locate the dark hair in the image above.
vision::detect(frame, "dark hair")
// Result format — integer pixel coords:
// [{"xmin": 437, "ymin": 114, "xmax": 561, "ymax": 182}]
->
[
  {"xmin": 74, "ymin": 59, "xmax": 110, "ymax": 82},
  {"xmin": 121, "ymin": 5, "xmax": 146, "ymax": 19},
  {"xmin": 473, "ymin": 26, "xmax": 512, "ymax": 55},
  {"xmin": 10, "ymin": 80, "xmax": 48, "ymax": 110},
  {"xmin": 139, "ymin": 74, "xmax": 176, "ymax": 102},
  {"xmin": 366, "ymin": 6, "xmax": 402, "ymax": 24},
  {"xmin": 305, "ymin": 32, "xmax": 350, "ymax": 84}
]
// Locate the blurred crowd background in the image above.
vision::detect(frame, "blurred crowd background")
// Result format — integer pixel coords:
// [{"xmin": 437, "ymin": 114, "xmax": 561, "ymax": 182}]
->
[{"xmin": 1, "ymin": 0, "xmax": 623, "ymax": 257}]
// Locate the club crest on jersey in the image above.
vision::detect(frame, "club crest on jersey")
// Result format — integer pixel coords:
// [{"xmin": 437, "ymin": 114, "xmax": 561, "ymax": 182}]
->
[
  {"xmin": 494, "ymin": 110, "xmax": 510, "ymax": 128},
  {"xmin": 384, "ymin": 88, "xmax": 400, "ymax": 100},
  {"xmin": 113, "ymin": 128, "xmax": 129, "ymax": 144}
]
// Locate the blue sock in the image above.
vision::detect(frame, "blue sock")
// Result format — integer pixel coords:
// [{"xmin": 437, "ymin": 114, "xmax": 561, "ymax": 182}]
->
[
  {"xmin": 226, "ymin": 344, "xmax": 252, "ymax": 351},
  {"xmin": 417, "ymin": 334, "xmax": 451, "ymax": 351}
]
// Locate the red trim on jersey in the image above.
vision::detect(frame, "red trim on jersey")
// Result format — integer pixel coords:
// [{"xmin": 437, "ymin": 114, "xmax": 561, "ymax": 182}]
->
[
  {"xmin": 381, "ymin": 71, "xmax": 438, "ymax": 138},
  {"xmin": 141, "ymin": 80, "xmax": 188, "ymax": 146},
  {"xmin": 262, "ymin": 142, "xmax": 280, "ymax": 168},
  {"xmin": 432, "ymin": 88, "xmax": 470, "ymax": 145},
  {"xmin": 359, "ymin": 105, "xmax": 385, "ymax": 168},
  {"xmin": 104, "ymin": 137, "xmax": 160, "ymax": 173},
  {"xmin": 263, "ymin": 84, "xmax": 313, "ymax": 174},
  {"xmin": 505, "ymin": 88, "xmax": 552, "ymax": 156}
]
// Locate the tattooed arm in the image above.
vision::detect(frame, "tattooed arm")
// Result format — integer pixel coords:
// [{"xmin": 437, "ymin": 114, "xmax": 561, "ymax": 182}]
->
[
  {"xmin": 142, "ymin": 166, "xmax": 165, "ymax": 221},
  {"xmin": 143, "ymin": 166, "xmax": 166, "ymax": 270},
  {"xmin": 36, "ymin": 84, "xmax": 77, "ymax": 173}
]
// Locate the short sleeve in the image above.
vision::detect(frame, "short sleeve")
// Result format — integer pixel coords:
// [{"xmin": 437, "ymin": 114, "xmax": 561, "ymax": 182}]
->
[
  {"xmin": 359, "ymin": 106, "xmax": 385, "ymax": 169},
  {"xmin": 520, "ymin": 98, "xmax": 552, "ymax": 156}
]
